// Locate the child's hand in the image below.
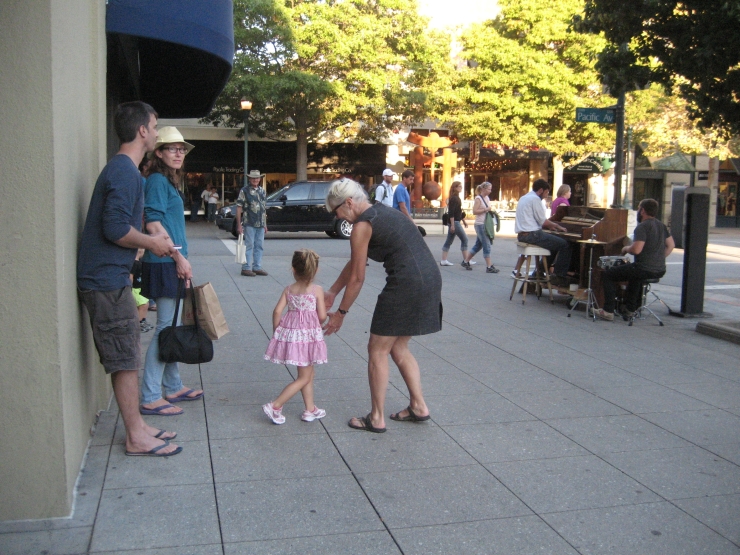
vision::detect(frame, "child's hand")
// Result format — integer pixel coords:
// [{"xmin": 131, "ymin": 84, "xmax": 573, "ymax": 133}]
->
[{"xmin": 323, "ymin": 289, "xmax": 337, "ymax": 310}]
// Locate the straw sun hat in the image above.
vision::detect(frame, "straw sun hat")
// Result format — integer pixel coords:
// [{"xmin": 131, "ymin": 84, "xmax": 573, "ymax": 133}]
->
[{"xmin": 149, "ymin": 126, "xmax": 194, "ymax": 157}]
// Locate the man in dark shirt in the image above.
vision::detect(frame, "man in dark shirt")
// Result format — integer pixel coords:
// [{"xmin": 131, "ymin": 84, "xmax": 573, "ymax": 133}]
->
[
  {"xmin": 78, "ymin": 101, "xmax": 181, "ymax": 457},
  {"xmin": 593, "ymin": 198, "xmax": 675, "ymax": 321}
]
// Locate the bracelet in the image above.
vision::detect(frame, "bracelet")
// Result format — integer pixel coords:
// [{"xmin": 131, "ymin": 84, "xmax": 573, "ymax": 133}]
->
[{"xmin": 338, "ymin": 308, "xmax": 348, "ymax": 315}]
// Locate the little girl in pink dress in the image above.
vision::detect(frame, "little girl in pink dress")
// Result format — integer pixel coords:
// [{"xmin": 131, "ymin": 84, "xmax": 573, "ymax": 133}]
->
[{"xmin": 263, "ymin": 249, "xmax": 328, "ymax": 424}]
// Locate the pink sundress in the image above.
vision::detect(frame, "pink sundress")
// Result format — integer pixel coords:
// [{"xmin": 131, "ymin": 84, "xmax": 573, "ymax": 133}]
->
[{"xmin": 264, "ymin": 285, "xmax": 328, "ymax": 366}]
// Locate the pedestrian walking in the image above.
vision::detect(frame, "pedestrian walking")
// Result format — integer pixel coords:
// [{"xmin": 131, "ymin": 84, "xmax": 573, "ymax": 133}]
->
[
  {"xmin": 462, "ymin": 182, "xmax": 500, "ymax": 273},
  {"xmin": 262, "ymin": 249, "xmax": 328, "ymax": 424},
  {"xmin": 440, "ymin": 181, "xmax": 469, "ymax": 266}
]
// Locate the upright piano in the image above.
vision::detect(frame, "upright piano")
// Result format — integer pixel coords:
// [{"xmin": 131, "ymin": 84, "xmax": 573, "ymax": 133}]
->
[{"xmin": 549, "ymin": 205, "xmax": 629, "ymax": 304}]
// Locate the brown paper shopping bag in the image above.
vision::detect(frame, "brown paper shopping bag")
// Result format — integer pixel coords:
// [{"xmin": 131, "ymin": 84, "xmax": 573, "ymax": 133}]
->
[{"xmin": 182, "ymin": 282, "xmax": 230, "ymax": 340}]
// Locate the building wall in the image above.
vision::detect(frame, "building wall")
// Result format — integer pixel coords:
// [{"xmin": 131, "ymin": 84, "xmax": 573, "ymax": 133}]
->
[{"xmin": 0, "ymin": 1, "xmax": 110, "ymax": 520}]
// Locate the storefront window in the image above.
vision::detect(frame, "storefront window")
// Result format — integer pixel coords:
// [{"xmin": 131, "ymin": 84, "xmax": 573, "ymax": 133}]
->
[{"xmin": 717, "ymin": 182, "xmax": 737, "ymax": 217}]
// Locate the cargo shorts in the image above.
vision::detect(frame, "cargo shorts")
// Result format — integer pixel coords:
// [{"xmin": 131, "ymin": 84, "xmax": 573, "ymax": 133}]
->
[{"xmin": 78, "ymin": 286, "xmax": 141, "ymax": 374}]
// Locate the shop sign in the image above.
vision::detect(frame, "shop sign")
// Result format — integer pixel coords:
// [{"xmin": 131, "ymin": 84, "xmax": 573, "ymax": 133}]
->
[
  {"xmin": 566, "ymin": 158, "xmax": 607, "ymax": 173},
  {"xmin": 213, "ymin": 166, "xmax": 244, "ymax": 173}
]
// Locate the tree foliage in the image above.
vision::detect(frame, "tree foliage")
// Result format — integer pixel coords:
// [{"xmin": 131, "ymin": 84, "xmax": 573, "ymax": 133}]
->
[
  {"xmin": 627, "ymin": 85, "xmax": 738, "ymax": 160},
  {"xmin": 432, "ymin": 0, "xmax": 616, "ymax": 157},
  {"xmin": 575, "ymin": 0, "xmax": 740, "ymax": 134},
  {"xmin": 202, "ymin": 0, "xmax": 447, "ymax": 179}
]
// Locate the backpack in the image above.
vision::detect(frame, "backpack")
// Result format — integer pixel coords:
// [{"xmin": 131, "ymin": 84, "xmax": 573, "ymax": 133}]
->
[{"xmin": 373, "ymin": 184, "xmax": 385, "ymax": 204}]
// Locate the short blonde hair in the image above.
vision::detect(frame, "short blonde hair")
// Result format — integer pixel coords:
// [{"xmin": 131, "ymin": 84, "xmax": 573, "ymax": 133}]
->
[
  {"xmin": 556, "ymin": 184, "xmax": 571, "ymax": 198},
  {"xmin": 326, "ymin": 178, "xmax": 367, "ymax": 212}
]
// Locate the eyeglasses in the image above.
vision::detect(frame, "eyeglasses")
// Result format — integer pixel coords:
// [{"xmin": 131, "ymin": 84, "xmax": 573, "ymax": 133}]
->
[
  {"xmin": 164, "ymin": 146, "xmax": 188, "ymax": 154},
  {"xmin": 331, "ymin": 200, "xmax": 346, "ymax": 215}
]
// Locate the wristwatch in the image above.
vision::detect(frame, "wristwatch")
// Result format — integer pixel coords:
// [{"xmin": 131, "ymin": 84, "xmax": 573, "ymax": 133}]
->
[{"xmin": 338, "ymin": 308, "xmax": 348, "ymax": 315}]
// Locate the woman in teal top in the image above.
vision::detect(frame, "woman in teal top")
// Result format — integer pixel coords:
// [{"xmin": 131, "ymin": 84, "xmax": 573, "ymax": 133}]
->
[{"xmin": 140, "ymin": 127, "xmax": 203, "ymax": 416}]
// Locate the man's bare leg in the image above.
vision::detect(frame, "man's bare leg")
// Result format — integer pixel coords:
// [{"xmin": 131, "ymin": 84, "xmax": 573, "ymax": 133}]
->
[
  {"xmin": 389, "ymin": 336, "xmax": 429, "ymax": 419},
  {"xmin": 349, "ymin": 334, "xmax": 396, "ymax": 430},
  {"xmin": 111, "ymin": 369, "xmax": 180, "ymax": 454}
]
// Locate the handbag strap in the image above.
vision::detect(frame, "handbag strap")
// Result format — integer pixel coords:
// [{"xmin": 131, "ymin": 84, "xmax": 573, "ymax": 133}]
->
[{"xmin": 171, "ymin": 279, "xmax": 201, "ymax": 330}]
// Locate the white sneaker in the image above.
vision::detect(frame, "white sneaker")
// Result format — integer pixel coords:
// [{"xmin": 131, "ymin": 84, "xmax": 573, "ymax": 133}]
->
[
  {"xmin": 263, "ymin": 402, "xmax": 285, "ymax": 424},
  {"xmin": 469, "ymin": 260, "xmax": 477, "ymax": 265},
  {"xmin": 301, "ymin": 406, "xmax": 326, "ymax": 422},
  {"xmin": 440, "ymin": 260, "xmax": 454, "ymax": 266}
]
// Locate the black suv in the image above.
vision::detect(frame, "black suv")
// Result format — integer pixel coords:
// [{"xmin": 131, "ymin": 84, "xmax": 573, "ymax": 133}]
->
[{"xmin": 216, "ymin": 181, "xmax": 353, "ymax": 239}]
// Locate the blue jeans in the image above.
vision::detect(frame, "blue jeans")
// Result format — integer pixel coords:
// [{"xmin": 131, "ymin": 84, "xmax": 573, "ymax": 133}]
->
[
  {"xmin": 241, "ymin": 226, "xmax": 265, "ymax": 271},
  {"xmin": 469, "ymin": 223, "xmax": 491, "ymax": 258},
  {"xmin": 517, "ymin": 230, "xmax": 571, "ymax": 277},
  {"xmin": 442, "ymin": 221, "xmax": 469, "ymax": 252},
  {"xmin": 141, "ymin": 296, "xmax": 185, "ymax": 404}
]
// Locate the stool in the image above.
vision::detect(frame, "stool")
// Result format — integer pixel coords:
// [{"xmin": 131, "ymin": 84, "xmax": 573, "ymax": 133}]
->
[
  {"xmin": 510, "ymin": 243, "xmax": 554, "ymax": 304},
  {"xmin": 628, "ymin": 278, "xmax": 669, "ymax": 326}
]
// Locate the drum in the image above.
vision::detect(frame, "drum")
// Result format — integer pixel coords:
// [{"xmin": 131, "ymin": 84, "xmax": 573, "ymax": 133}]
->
[{"xmin": 597, "ymin": 255, "xmax": 629, "ymax": 269}]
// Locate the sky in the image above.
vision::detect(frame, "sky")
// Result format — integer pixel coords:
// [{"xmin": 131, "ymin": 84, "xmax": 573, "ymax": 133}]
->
[{"xmin": 417, "ymin": 0, "xmax": 500, "ymax": 28}]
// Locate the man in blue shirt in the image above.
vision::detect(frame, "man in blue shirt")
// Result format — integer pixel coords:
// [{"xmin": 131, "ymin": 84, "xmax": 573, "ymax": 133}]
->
[
  {"xmin": 393, "ymin": 169, "xmax": 415, "ymax": 221},
  {"xmin": 78, "ymin": 101, "xmax": 181, "ymax": 457}
]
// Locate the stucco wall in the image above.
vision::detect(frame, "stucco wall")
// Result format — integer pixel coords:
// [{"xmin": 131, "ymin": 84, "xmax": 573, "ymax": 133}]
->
[{"xmin": 0, "ymin": 1, "xmax": 110, "ymax": 520}]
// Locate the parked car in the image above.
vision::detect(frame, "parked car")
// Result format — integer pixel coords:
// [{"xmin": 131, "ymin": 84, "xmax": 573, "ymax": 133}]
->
[{"xmin": 216, "ymin": 181, "xmax": 354, "ymax": 239}]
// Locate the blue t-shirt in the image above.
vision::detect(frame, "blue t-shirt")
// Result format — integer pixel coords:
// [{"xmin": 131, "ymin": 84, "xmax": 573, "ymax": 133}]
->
[
  {"xmin": 393, "ymin": 185, "xmax": 411, "ymax": 212},
  {"xmin": 142, "ymin": 172, "xmax": 188, "ymax": 263},
  {"xmin": 77, "ymin": 155, "xmax": 143, "ymax": 291}
]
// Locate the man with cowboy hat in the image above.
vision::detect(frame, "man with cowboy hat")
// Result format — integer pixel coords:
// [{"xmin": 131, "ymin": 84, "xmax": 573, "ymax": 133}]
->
[{"xmin": 236, "ymin": 170, "xmax": 268, "ymax": 276}]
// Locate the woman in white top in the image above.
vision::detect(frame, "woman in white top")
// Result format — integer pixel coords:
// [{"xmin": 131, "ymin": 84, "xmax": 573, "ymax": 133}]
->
[{"xmin": 462, "ymin": 182, "xmax": 499, "ymax": 273}]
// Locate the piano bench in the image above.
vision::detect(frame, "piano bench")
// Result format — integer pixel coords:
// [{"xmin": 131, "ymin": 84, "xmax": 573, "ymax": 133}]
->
[{"xmin": 510, "ymin": 243, "xmax": 555, "ymax": 304}]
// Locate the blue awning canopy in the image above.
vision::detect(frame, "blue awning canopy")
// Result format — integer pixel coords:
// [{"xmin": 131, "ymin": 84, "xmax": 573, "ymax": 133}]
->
[{"xmin": 107, "ymin": 0, "xmax": 234, "ymax": 118}]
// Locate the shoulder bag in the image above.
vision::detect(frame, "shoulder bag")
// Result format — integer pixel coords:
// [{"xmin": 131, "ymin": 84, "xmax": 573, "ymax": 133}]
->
[{"xmin": 159, "ymin": 279, "xmax": 214, "ymax": 364}]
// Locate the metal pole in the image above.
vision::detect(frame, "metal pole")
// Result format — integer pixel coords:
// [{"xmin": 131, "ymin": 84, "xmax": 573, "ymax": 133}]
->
[
  {"xmin": 612, "ymin": 92, "xmax": 625, "ymax": 207},
  {"xmin": 243, "ymin": 113, "xmax": 249, "ymax": 183}
]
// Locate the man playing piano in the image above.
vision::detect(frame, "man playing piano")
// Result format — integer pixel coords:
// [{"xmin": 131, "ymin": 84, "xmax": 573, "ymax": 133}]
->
[
  {"xmin": 515, "ymin": 179, "xmax": 572, "ymax": 287},
  {"xmin": 592, "ymin": 198, "xmax": 675, "ymax": 321}
]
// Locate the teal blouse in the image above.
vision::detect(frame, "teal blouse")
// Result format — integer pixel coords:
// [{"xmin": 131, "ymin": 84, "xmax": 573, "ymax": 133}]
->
[{"xmin": 142, "ymin": 173, "xmax": 188, "ymax": 263}]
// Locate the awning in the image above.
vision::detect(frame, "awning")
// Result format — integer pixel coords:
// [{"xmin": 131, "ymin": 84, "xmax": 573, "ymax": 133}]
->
[
  {"xmin": 647, "ymin": 152, "xmax": 695, "ymax": 172},
  {"xmin": 106, "ymin": 0, "xmax": 234, "ymax": 118}
]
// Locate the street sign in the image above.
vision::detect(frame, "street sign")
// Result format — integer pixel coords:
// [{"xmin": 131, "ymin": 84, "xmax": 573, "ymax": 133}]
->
[{"xmin": 575, "ymin": 108, "xmax": 616, "ymax": 124}]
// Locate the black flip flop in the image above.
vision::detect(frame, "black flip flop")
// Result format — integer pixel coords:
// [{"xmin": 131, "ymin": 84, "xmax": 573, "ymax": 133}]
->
[
  {"xmin": 390, "ymin": 406, "xmax": 431, "ymax": 422},
  {"xmin": 125, "ymin": 441, "xmax": 183, "ymax": 457},
  {"xmin": 154, "ymin": 429, "xmax": 177, "ymax": 440},
  {"xmin": 348, "ymin": 414, "xmax": 386, "ymax": 433}
]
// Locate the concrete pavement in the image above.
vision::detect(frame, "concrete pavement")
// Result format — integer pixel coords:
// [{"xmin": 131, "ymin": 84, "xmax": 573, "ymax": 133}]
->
[{"xmin": 2, "ymin": 221, "xmax": 739, "ymax": 555}]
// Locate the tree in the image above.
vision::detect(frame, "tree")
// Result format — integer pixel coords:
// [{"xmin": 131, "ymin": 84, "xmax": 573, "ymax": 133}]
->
[
  {"xmin": 202, "ymin": 0, "xmax": 448, "ymax": 181},
  {"xmin": 575, "ymin": 0, "xmax": 740, "ymax": 135},
  {"xmin": 627, "ymin": 84, "xmax": 738, "ymax": 161},
  {"xmin": 433, "ymin": 0, "xmax": 616, "ymax": 162}
]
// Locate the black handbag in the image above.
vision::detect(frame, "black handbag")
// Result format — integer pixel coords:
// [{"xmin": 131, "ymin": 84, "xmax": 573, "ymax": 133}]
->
[{"xmin": 158, "ymin": 279, "xmax": 214, "ymax": 364}]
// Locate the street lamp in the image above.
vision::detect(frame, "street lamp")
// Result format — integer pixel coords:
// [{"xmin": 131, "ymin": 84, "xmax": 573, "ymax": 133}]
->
[{"xmin": 240, "ymin": 98, "xmax": 252, "ymax": 186}]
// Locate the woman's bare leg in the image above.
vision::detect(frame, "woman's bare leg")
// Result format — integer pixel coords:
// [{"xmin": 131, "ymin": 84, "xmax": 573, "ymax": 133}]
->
[
  {"xmin": 349, "ymin": 334, "xmax": 397, "ymax": 430},
  {"xmin": 389, "ymin": 336, "xmax": 429, "ymax": 418}
]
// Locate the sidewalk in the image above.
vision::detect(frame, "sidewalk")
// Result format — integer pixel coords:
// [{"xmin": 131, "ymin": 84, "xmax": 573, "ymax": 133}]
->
[{"xmin": 2, "ymin": 222, "xmax": 740, "ymax": 555}]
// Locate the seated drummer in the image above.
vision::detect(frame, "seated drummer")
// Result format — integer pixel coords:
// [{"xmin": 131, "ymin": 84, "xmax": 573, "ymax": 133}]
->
[
  {"xmin": 515, "ymin": 179, "xmax": 571, "ymax": 287},
  {"xmin": 592, "ymin": 198, "xmax": 675, "ymax": 321}
]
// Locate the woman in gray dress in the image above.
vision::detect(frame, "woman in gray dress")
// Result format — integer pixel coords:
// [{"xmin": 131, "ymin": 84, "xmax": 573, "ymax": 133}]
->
[{"xmin": 323, "ymin": 178, "xmax": 442, "ymax": 433}]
